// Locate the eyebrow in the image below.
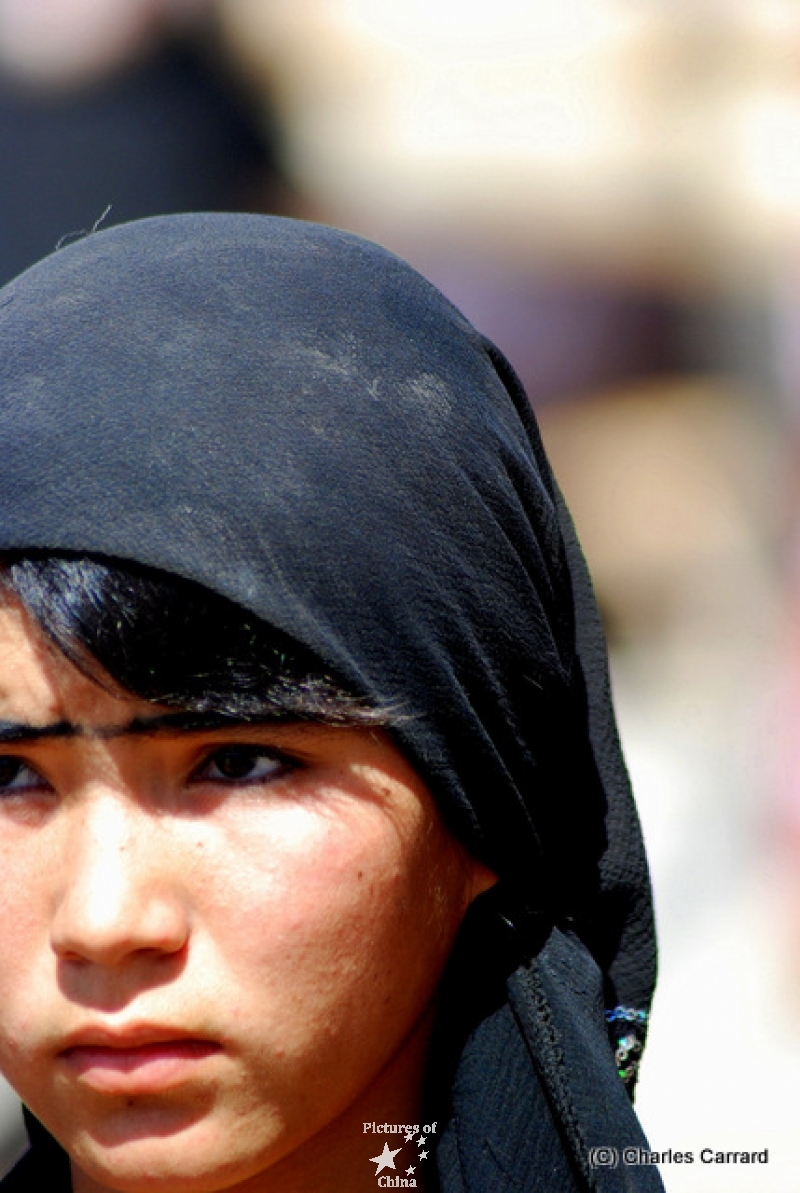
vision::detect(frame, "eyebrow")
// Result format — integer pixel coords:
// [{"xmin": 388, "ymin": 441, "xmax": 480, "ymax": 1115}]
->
[
  {"xmin": 0, "ymin": 711, "xmax": 285, "ymax": 743},
  {"xmin": 0, "ymin": 720, "xmax": 78, "ymax": 743}
]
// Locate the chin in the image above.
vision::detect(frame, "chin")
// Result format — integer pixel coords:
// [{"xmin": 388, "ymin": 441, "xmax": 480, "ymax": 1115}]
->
[
  {"xmin": 71, "ymin": 1150, "xmax": 270, "ymax": 1193},
  {"xmin": 67, "ymin": 1117, "xmax": 280, "ymax": 1193}
]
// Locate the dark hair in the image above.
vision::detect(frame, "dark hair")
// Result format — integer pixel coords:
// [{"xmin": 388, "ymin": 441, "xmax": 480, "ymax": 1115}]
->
[{"xmin": 0, "ymin": 554, "xmax": 385, "ymax": 725}]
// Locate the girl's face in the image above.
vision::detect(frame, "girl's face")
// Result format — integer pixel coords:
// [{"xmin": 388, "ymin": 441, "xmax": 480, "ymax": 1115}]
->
[{"xmin": 0, "ymin": 595, "xmax": 493, "ymax": 1193}]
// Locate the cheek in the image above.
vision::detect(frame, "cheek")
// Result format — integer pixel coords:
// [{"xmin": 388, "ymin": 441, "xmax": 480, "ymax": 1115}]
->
[
  {"xmin": 0, "ymin": 835, "xmax": 48, "ymax": 989},
  {"xmin": 0, "ymin": 846, "xmax": 58, "ymax": 1081},
  {"xmin": 200, "ymin": 794, "xmax": 467, "ymax": 1065}
]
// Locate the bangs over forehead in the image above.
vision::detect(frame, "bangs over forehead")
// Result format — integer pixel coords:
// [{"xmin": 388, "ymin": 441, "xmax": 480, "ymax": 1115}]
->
[{"xmin": 0, "ymin": 554, "xmax": 385, "ymax": 725}]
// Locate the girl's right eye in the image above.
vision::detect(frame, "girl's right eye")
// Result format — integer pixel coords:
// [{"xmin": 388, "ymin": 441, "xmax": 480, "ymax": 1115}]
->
[{"xmin": 0, "ymin": 757, "xmax": 48, "ymax": 796}]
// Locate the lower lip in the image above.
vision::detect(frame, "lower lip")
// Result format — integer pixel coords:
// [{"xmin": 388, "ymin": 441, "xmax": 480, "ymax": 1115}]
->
[{"xmin": 60, "ymin": 1040, "xmax": 222, "ymax": 1094}]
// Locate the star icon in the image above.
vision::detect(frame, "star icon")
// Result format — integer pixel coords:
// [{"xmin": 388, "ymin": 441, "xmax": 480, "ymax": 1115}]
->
[
  {"xmin": 417, "ymin": 1135, "xmax": 427, "ymax": 1146},
  {"xmin": 369, "ymin": 1143, "xmax": 401, "ymax": 1175},
  {"xmin": 419, "ymin": 1150, "xmax": 429, "ymax": 1160},
  {"xmin": 405, "ymin": 1131, "xmax": 415, "ymax": 1142},
  {"xmin": 406, "ymin": 1166, "xmax": 416, "ymax": 1176}
]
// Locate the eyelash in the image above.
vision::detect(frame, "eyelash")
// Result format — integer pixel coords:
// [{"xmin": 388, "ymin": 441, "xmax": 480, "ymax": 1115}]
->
[
  {"xmin": 0, "ymin": 745, "xmax": 295, "ymax": 800},
  {"xmin": 190, "ymin": 745, "xmax": 296, "ymax": 787},
  {"xmin": 0, "ymin": 757, "xmax": 48, "ymax": 796}
]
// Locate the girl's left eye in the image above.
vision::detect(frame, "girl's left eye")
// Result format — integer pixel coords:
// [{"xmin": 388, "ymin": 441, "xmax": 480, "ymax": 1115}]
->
[{"xmin": 192, "ymin": 746, "xmax": 291, "ymax": 785}]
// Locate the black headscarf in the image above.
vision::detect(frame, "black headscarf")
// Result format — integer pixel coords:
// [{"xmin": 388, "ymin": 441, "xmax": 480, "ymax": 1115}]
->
[{"xmin": 0, "ymin": 214, "xmax": 662, "ymax": 1192}]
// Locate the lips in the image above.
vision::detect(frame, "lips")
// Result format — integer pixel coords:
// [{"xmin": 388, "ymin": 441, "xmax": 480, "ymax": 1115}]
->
[{"xmin": 58, "ymin": 1026, "xmax": 222, "ymax": 1095}]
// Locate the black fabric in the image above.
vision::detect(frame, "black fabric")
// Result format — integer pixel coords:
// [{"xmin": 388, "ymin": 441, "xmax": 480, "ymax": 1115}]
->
[
  {"xmin": 0, "ymin": 213, "xmax": 662, "ymax": 1192},
  {"xmin": 1, "ymin": 1111, "xmax": 70, "ymax": 1191}
]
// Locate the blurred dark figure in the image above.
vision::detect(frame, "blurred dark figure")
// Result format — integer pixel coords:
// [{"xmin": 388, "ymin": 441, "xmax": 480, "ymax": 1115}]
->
[{"xmin": 0, "ymin": 0, "xmax": 296, "ymax": 284}]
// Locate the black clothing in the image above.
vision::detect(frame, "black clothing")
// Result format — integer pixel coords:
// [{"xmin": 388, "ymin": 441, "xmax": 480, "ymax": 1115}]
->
[{"xmin": 0, "ymin": 213, "xmax": 662, "ymax": 1192}]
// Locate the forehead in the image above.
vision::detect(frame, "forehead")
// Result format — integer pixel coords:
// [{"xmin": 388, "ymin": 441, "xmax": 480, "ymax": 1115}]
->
[
  {"xmin": 0, "ymin": 594, "xmax": 76, "ymax": 706},
  {"xmin": 0, "ymin": 594, "xmax": 158, "ymax": 733},
  {"xmin": 0, "ymin": 595, "xmax": 393, "ymax": 756}
]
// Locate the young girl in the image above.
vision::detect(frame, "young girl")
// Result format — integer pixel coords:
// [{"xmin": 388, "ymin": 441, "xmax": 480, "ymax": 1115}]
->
[{"xmin": 0, "ymin": 213, "xmax": 662, "ymax": 1192}]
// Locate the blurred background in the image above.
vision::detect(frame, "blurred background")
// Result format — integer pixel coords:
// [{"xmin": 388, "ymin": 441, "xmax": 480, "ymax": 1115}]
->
[{"xmin": 0, "ymin": 2, "xmax": 799, "ymax": 1189}]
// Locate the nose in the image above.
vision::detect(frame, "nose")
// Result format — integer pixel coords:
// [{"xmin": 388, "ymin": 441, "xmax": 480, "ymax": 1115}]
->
[{"xmin": 50, "ymin": 792, "xmax": 189, "ymax": 967}]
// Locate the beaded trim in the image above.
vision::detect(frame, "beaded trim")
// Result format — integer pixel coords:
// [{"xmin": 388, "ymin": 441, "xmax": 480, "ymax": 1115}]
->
[{"xmin": 605, "ymin": 1006, "xmax": 649, "ymax": 1093}]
